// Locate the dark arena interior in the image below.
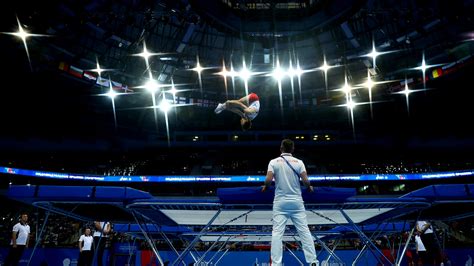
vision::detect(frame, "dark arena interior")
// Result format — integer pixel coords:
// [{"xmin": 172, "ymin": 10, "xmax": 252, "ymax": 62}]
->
[{"xmin": 1, "ymin": 0, "xmax": 474, "ymax": 265}]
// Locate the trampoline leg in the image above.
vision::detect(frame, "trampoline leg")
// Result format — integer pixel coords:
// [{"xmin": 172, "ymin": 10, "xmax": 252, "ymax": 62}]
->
[
  {"xmin": 127, "ymin": 237, "xmax": 137, "ymax": 266},
  {"xmin": 352, "ymin": 222, "xmax": 394, "ymax": 265},
  {"xmin": 27, "ymin": 209, "xmax": 50, "ymax": 266},
  {"xmin": 395, "ymin": 226, "xmax": 415, "ymax": 266},
  {"xmin": 207, "ymin": 236, "xmax": 232, "ymax": 264},
  {"xmin": 313, "ymin": 235, "xmax": 344, "ymax": 265},
  {"xmin": 176, "ymin": 236, "xmax": 199, "ymax": 264},
  {"xmin": 172, "ymin": 209, "xmax": 222, "ymax": 266},
  {"xmin": 160, "ymin": 231, "xmax": 187, "ymax": 266},
  {"xmin": 188, "ymin": 250, "xmax": 199, "ymax": 264},
  {"xmin": 192, "ymin": 209, "xmax": 254, "ymax": 265},
  {"xmin": 394, "ymin": 221, "xmax": 408, "ymax": 263},
  {"xmin": 352, "ymin": 244, "xmax": 368, "ymax": 266},
  {"xmin": 321, "ymin": 240, "xmax": 344, "ymax": 265},
  {"xmin": 214, "ymin": 248, "xmax": 229, "ymax": 266},
  {"xmin": 132, "ymin": 211, "xmax": 165, "ymax": 266},
  {"xmin": 195, "ymin": 235, "xmax": 223, "ymax": 264},
  {"xmin": 284, "ymin": 242, "xmax": 304, "ymax": 266},
  {"xmin": 192, "ymin": 247, "xmax": 203, "ymax": 264},
  {"xmin": 323, "ymin": 239, "xmax": 341, "ymax": 266},
  {"xmin": 340, "ymin": 209, "xmax": 392, "ymax": 266}
]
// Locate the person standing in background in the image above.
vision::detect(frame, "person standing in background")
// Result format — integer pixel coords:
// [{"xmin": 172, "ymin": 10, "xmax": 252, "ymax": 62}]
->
[
  {"xmin": 416, "ymin": 220, "xmax": 441, "ymax": 265},
  {"xmin": 93, "ymin": 221, "xmax": 111, "ymax": 266},
  {"xmin": 78, "ymin": 228, "xmax": 94, "ymax": 266},
  {"xmin": 4, "ymin": 213, "xmax": 30, "ymax": 266},
  {"xmin": 415, "ymin": 232, "xmax": 427, "ymax": 265}
]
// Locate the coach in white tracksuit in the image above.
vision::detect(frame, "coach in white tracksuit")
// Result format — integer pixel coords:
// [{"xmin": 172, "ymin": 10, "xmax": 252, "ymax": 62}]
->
[{"xmin": 262, "ymin": 139, "xmax": 318, "ymax": 266}]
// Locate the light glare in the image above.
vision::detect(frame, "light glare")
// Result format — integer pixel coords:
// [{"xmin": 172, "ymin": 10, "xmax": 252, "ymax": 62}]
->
[
  {"xmin": 144, "ymin": 79, "xmax": 160, "ymax": 93},
  {"xmin": 159, "ymin": 100, "xmax": 172, "ymax": 113}
]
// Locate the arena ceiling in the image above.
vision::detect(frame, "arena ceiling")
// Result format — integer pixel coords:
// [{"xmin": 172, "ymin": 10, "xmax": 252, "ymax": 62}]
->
[{"xmin": 0, "ymin": 0, "xmax": 473, "ymax": 150}]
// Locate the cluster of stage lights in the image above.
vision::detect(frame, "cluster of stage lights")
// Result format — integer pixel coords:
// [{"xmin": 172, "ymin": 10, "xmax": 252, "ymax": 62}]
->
[
  {"xmin": 195, "ymin": 43, "xmax": 444, "ymax": 137},
  {"xmin": 2, "ymin": 18, "xmax": 460, "ymax": 139}
]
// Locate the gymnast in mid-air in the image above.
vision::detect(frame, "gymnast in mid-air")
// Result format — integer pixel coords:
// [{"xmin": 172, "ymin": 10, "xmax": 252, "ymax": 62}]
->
[{"xmin": 214, "ymin": 92, "xmax": 260, "ymax": 130}]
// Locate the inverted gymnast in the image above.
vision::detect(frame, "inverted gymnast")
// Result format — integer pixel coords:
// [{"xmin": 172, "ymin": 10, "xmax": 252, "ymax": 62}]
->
[{"xmin": 214, "ymin": 92, "xmax": 260, "ymax": 130}]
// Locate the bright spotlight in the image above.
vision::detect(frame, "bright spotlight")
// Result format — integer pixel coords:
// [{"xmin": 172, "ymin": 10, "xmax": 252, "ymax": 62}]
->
[
  {"xmin": 363, "ymin": 70, "xmax": 375, "ymax": 118},
  {"xmin": 169, "ymin": 86, "xmax": 177, "ymax": 96},
  {"xmin": 363, "ymin": 77, "xmax": 374, "ymax": 89},
  {"xmin": 294, "ymin": 64, "xmax": 303, "ymax": 78},
  {"xmin": 287, "ymin": 65, "xmax": 296, "ymax": 78},
  {"xmin": 414, "ymin": 54, "xmax": 428, "ymax": 73},
  {"xmin": 192, "ymin": 61, "xmax": 204, "ymax": 74},
  {"xmin": 144, "ymin": 79, "xmax": 160, "ymax": 93},
  {"xmin": 287, "ymin": 62, "xmax": 303, "ymax": 78},
  {"xmin": 341, "ymin": 83, "xmax": 352, "ymax": 94},
  {"xmin": 92, "ymin": 61, "xmax": 105, "ymax": 76},
  {"xmin": 159, "ymin": 100, "xmax": 172, "ymax": 113},
  {"xmin": 365, "ymin": 45, "xmax": 382, "ymax": 61},
  {"xmin": 346, "ymin": 100, "xmax": 356, "ymax": 110},
  {"xmin": 104, "ymin": 88, "xmax": 118, "ymax": 99},
  {"xmin": 1, "ymin": 17, "xmax": 48, "ymax": 68},
  {"xmin": 228, "ymin": 68, "xmax": 237, "ymax": 78},
  {"xmin": 12, "ymin": 24, "xmax": 30, "ymax": 41},
  {"xmin": 318, "ymin": 58, "xmax": 333, "ymax": 74},
  {"xmin": 228, "ymin": 64, "xmax": 237, "ymax": 78},
  {"xmin": 272, "ymin": 64, "xmax": 286, "ymax": 81},
  {"xmin": 134, "ymin": 43, "xmax": 159, "ymax": 61},
  {"xmin": 401, "ymin": 82, "xmax": 413, "ymax": 97},
  {"xmin": 217, "ymin": 64, "xmax": 229, "ymax": 77},
  {"xmin": 361, "ymin": 40, "xmax": 399, "ymax": 68},
  {"xmin": 364, "ymin": 41, "xmax": 388, "ymax": 67},
  {"xmin": 239, "ymin": 66, "xmax": 252, "ymax": 81}
]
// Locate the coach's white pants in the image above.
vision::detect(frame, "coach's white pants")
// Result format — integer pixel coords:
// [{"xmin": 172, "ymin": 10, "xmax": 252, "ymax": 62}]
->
[{"xmin": 271, "ymin": 199, "xmax": 317, "ymax": 266}]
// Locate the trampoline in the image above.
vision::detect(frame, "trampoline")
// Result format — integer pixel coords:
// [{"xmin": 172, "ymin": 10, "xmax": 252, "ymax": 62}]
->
[{"xmin": 7, "ymin": 184, "xmax": 474, "ymax": 265}]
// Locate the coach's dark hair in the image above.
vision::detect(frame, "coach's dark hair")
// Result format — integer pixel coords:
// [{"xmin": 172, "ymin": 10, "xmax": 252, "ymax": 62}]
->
[{"xmin": 280, "ymin": 139, "xmax": 294, "ymax": 153}]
